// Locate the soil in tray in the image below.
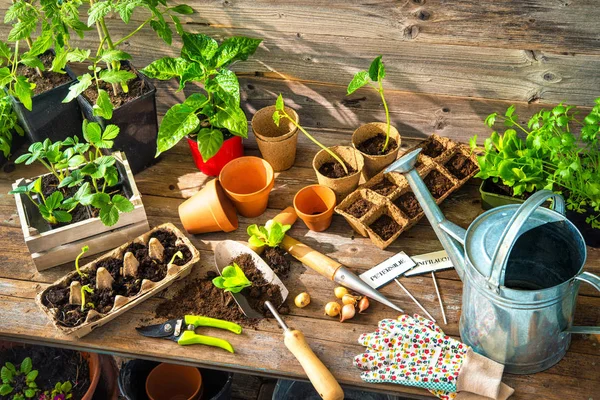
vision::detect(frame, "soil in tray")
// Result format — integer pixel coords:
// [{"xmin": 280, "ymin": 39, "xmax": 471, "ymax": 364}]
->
[
  {"xmin": 424, "ymin": 170, "xmax": 453, "ymax": 199},
  {"xmin": 356, "ymin": 134, "xmax": 398, "ymax": 156},
  {"xmin": 0, "ymin": 345, "xmax": 90, "ymax": 400},
  {"xmin": 370, "ymin": 177, "xmax": 398, "ymax": 197},
  {"xmin": 346, "ymin": 198, "xmax": 374, "ymax": 218},
  {"xmin": 233, "ymin": 253, "xmax": 284, "ymax": 316},
  {"xmin": 422, "ymin": 139, "xmax": 446, "ymax": 158},
  {"xmin": 263, "ymin": 246, "xmax": 291, "ymax": 278},
  {"xmin": 445, "ymin": 153, "xmax": 478, "ymax": 179},
  {"xmin": 17, "ymin": 53, "xmax": 71, "ymax": 95},
  {"xmin": 318, "ymin": 162, "xmax": 356, "ymax": 178},
  {"xmin": 83, "ymin": 64, "xmax": 149, "ymax": 109},
  {"xmin": 370, "ymin": 214, "xmax": 401, "ymax": 241},
  {"xmin": 394, "ymin": 192, "xmax": 422, "ymax": 218}
]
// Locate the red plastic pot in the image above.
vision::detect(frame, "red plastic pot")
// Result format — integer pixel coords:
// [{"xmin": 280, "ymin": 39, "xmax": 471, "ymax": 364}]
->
[{"xmin": 186, "ymin": 135, "xmax": 244, "ymax": 176}]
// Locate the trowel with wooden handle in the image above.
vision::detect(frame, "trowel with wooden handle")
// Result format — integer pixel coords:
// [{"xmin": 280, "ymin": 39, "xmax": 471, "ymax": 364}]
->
[{"xmin": 265, "ymin": 301, "xmax": 344, "ymax": 400}]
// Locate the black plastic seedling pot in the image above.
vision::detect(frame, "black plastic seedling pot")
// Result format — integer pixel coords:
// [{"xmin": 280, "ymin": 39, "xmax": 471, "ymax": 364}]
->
[
  {"xmin": 8, "ymin": 51, "xmax": 83, "ymax": 144},
  {"xmin": 73, "ymin": 65, "xmax": 159, "ymax": 175}
]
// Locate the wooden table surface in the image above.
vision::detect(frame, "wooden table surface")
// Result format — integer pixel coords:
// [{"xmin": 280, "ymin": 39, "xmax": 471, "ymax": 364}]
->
[{"xmin": 0, "ymin": 131, "xmax": 599, "ymax": 400}]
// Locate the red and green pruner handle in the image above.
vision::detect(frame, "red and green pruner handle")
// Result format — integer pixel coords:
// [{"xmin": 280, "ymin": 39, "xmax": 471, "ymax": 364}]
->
[{"xmin": 177, "ymin": 316, "xmax": 242, "ymax": 353}]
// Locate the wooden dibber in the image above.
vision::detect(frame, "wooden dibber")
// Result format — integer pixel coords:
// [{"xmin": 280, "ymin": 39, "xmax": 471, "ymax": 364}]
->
[{"xmin": 265, "ymin": 301, "xmax": 344, "ymax": 400}]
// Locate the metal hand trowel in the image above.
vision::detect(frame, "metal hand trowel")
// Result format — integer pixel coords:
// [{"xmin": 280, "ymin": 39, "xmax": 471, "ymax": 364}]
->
[{"xmin": 214, "ymin": 240, "xmax": 289, "ymax": 319}]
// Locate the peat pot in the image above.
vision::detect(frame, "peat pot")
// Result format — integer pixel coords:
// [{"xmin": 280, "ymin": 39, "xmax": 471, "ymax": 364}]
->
[
  {"xmin": 352, "ymin": 122, "xmax": 400, "ymax": 180},
  {"xmin": 386, "ymin": 148, "xmax": 600, "ymax": 374},
  {"xmin": 252, "ymin": 105, "xmax": 299, "ymax": 171}
]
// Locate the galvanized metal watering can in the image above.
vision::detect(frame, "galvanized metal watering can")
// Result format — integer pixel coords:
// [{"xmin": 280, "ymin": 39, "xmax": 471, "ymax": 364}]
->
[{"xmin": 386, "ymin": 148, "xmax": 600, "ymax": 374}]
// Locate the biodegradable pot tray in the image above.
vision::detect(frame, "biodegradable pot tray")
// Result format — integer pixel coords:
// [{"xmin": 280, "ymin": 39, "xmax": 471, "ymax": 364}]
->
[
  {"xmin": 12, "ymin": 152, "xmax": 149, "ymax": 271},
  {"xmin": 335, "ymin": 134, "xmax": 479, "ymax": 249},
  {"xmin": 36, "ymin": 223, "xmax": 200, "ymax": 338}
]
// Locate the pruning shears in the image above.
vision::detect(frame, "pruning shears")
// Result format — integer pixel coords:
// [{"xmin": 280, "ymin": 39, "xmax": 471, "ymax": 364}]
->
[{"xmin": 136, "ymin": 315, "xmax": 242, "ymax": 353}]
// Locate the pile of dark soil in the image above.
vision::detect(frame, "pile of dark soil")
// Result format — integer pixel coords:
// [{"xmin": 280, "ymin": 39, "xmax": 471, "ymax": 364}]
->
[
  {"xmin": 346, "ymin": 198, "xmax": 374, "ymax": 218},
  {"xmin": 318, "ymin": 162, "xmax": 356, "ymax": 178},
  {"xmin": 42, "ymin": 229, "xmax": 191, "ymax": 328},
  {"xmin": 424, "ymin": 170, "xmax": 453, "ymax": 199},
  {"xmin": 0, "ymin": 345, "xmax": 90, "ymax": 400},
  {"xmin": 394, "ymin": 192, "xmax": 422, "ymax": 218},
  {"xmin": 263, "ymin": 247, "xmax": 291, "ymax": 278},
  {"xmin": 83, "ymin": 64, "xmax": 149, "ymax": 108},
  {"xmin": 370, "ymin": 177, "xmax": 398, "ymax": 197},
  {"xmin": 17, "ymin": 53, "xmax": 71, "ymax": 95},
  {"xmin": 445, "ymin": 153, "xmax": 478, "ymax": 179},
  {"xmin": 370, "ymin": 215, "xmax": 401, "ymax": 241},
  {"xmin": 422, "ymin": 139, "xmax": 446, "ymax": 158},
  {"xmin": 233, "ymin": 254, "xmax": 285, "ymax": 316},
  {"xmin": 356, "ymin": 134, "xmax": 398, "ymax": 155}
]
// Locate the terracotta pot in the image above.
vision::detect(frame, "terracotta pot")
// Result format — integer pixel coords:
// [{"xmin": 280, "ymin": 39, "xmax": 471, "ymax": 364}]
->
[
  {"xmin": 252, "ymin": 105, "xmax": 299, "ymax": 172},
  {"xmin": 352, "ymin": 122, "xmax": 400, "ymax": 180},
  {"xmin": 312, "ymin": 145, "xmax": 364, "ymax": 202},
  {"xmin": 294, "ymin": 185, "xmax": 337, "ymax": 232},
  {"xmin": 219, "ymin": 156, "xmax": 275, "ymax": 218},
  {"xmin": 187, "ymin": 135, "xmax": 244, "ymax": 177},
  {"xmin": 146, "ymin": 363, "xmax": 203, "ymax": 400},
  {"xmin": 178, "ymin": 179, "xmax": 238, "ymax": 234}
]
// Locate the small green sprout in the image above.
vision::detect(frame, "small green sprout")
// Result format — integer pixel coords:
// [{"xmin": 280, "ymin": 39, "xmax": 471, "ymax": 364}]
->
[
  {"xmin": 75, "ymin": 246, "xmax": 89, "ymax": 278},
  {"xmin": 247, "ymin": 220, "xmax": 291, "ymax": 248},
  {"xmin": 80, "ymin": 285, "xmax": 94, "ymax": 312},
  {"xmin": 212, "ymin": 263, "xmax": 252, "ymax": 293},
  {"xmin": 168, "ymin": 251, "xmax": 183, "ymax": 265}
]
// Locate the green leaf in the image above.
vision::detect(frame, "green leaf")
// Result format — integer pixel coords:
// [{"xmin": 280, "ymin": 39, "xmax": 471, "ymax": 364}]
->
[
  {"xmin": 196, "ymin": 128, "xmax": 224, "ymax": 162},
  {"xmin": 505, "ymin": 105, "xmax": 515, "ymax": 118},
  {"xmin": 83, "ymin": 121, "xmax": 102, "ymax": 144},
  {"xmin": 212, "ymin": 36, "xmax": 262, "ymax": 68},
  {"xmin": 112, "ymin": 194, "xmax": 134, "ymax": 213},
  {"xmin": 140, "ymin": 57, "xmax": 189, "ymax": 80},
  {"xmin": 87, "ymin": 2, "xmax": 111, "ymax": 27},
  {"xmin": 210, "ymin": 105, "xmax": 248, "ymax": 138},
  {"xmin": 20, "ymin": 358, "xmax": 32, "ymax": 374},
  {"xmin": 170, "ymin": 14, "xmax": 184, "ymax": 36},
  {"xmin": 181, "ymin": 32, "xmax": 218, "ymax": 65},
  {"xmin": 150, "ymin": 19, "xmax": 172, "ymax": 45},
  {"xmin": 45, "ymin": 191, "xmax": 64, "ymax": 210},
  {"xmin": 102, "ymin": 125, "xmax": 120, "ymax": 140},
  {"xmin": 0, "ymin": 67, "xmax": 13, "ymax": 88},
  {"xmin": 93, "ymin": 89, "xmax": 113, "ymax": 119},
  {"xmin": 347, "ymin": 70, "xmax": 369, "ymax": 94},
  {"xmin": 208, "ymin": 69, "xmax": 240, "ymax": 104},
  {"xmin": 20, "ymin": 55, "xmax": 45, "ymax": 70},
  {"xmin": 51, "ymin": 46, "xmax": 69, "ymax": 73},
  {"xmin": 24, "ymin": 388, "xmax": 36, "ymax": 398},
  {"xmin": 99, "ymin": 69, "xmax": 136, "ymax": 85},
  {"xmin": 14, "ymin": 76, "xmax": 34, "ymax": 111},
  {"xmin": 89, "ymin": 192, "xmax": 110, "ymax": 209},
  {"xmin": 25, "ymin": 370, "xmax": 37, "ymax": 382},
  {"xmin": 179, "ymin": 63, "xmax": 204, "ymax": 90},
  {"xmin": 484, "ymin": 113, "xmax": 497, "ymax": 128},
  {"xmin": 0, "ymin": 383, "xmax": 12, "ymax": 395},
  {"xmin": 183, "ymin": 93, "xmax": 208, "ymax": 110},
  {"xmin": 4, "ymin": 363, "xmax": 16, "ymax": 374},
  {"xmin": 170, "ymin": 4, "xmax": 194, "ymax": 14},
  {"xmin": 63, "ymin": 74, "xmax": 92, "ymax": 103},
  {"xmin": 53, "ymin": 210, "xmax": 72, "ymax": 223},
  {"xmin": 100, "ymin": 50, "xmax": 132, "ymax": 64},
  {"xmin": 212, "ymin": 276, "xmax": 226, "ymax": 289},
  {"xmin": 1, "ymin": 366, "xmax": 13, "ymax": 383},
  {"xmin": 221, "ymin": 265, "xmax": 238, "ymax": 278},
  {"xmin": 8, "ymin": 18, "xmax": 36, "ymax": 41},
  {"xmin": 100, "ymin": 204, "xmax": 119, "ymax": 226},
  {"xmin": 368, "ymin": 55, "xmax": 385, "ymax": 82},
  {"xmin": 469, "ymin": 135, "xmax": 478, "ymax": 150},
  {"xmin": 30, "ymin": 177, "xmax": 43, "ymax": 195},
  {"xmin": 0, "ymin": 41, "xmax": 11, "ymax": 61},
  {"xmin": 61, "ymin": 381, "xmax": 72, "ymax": 392},
  {"xmin": 28, "ymin": 29, "xmax": 53, "ymax": 56},
  {"xmin": 66, "ymin": 49, "xmax": 91, "ymax": 63},
  {"xmin": 248, "ymin": 236, "xmax": 266, "ymax": 248},
  {"xmin": 156, "ymin": 104, "xmax": 200, "ymax": 156}
]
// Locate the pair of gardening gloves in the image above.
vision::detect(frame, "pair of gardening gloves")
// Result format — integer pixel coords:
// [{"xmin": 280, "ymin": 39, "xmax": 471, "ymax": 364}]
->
[{"xmin": 354, "ymin": 315, "xmax": 514, "ymax": 400}]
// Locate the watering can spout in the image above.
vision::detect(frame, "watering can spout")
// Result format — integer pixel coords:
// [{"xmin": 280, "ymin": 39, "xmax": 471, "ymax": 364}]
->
[{"xmin": 385, "ymin": 149, "xmax": 467, "ymax": 280}]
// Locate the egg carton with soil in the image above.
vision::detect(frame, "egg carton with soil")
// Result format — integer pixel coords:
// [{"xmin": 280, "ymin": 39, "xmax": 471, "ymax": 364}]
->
[
  {"xmin": 335, "ymin": 134, "xmax": 479, "ymax": 249},
  {"xmin": 36, "ymin": 223, "xmax": 200, "ymax": 338}
]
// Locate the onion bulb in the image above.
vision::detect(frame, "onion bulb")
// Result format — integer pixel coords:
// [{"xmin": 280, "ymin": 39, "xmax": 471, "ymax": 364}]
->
[
  {"xmin": 358, "ymin": 296, "xmax": 370, "ymax": 313},
  {"xmin": 324, "ymin": 302, "xmax": 341, "ymax": 317},
  {"xmin": 340, "ymin": 303, "xmax": 356, "ymax": 322},
  {"xmin": 294, "ymin": 292, "xmax": 311, "ymax": 308},
  {"xmin": 334, "ymin": 286, "xmax": 348, "ymax": 299},
  {"xmin": 342, "ymin": 294, "xmax": 360, "ymax": 305}
]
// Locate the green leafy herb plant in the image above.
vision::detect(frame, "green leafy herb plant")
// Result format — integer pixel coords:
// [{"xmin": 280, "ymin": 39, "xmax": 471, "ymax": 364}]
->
[
  {"xmin": 0, "ymin": 357, "xmax": 39, "ymax": 399},
  {"xmin": 346, "ymin": 56, "xmax": 392, "ymax": 153},
  {"xmin": 141, "ymin": 32, "xmax": 261, "ymax": 161},
  {"xmin": 9, "ymin": 121, "xmax": 134, "ymax": 227},
  {"xmin": 44, "ymin": 381, "xmax": 73, "ymax": 400},
  {"xmin": 0, "ymin": 92, "xmax": 24, "ymax": 160},
  {"xmin": 247, "ymin": 220, "xmax": 291, "ymax": 248},
  {"xmin": 212, "ymin": 263, "xmax": 252, "ymax": 293},
  {"xmin": 273, "ymin": 94, "xmax": 349, "ymax": 174},
  {"xmin": 471, "ymin": 99, "xmax": 600, "ymax": 229}
]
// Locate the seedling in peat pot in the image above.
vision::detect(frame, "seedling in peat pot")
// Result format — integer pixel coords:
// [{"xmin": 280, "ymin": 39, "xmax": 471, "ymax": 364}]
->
[
  {"xmin": 273, "ymin": 94, "xmax": 349, "ymax": 174},
  {"xmin": 247, "ymin": 220, "xmax": 291, "ymax": 248},
  {"xmin": 346, "ymin": 56, "xmax": 392, "ymax": 152},
  {"xmin": 212, "ymin": 263, "xmax": 252, "ymax": 293},
  {"xmin": 75, "ymin": 246, "xmax": 89, "ymax": 278}
]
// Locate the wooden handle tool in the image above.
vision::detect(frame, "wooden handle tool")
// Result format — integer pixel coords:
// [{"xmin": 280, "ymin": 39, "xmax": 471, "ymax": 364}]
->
[
  {"xmin": 247, "ymin": 206, "xmax": 298, "ymax": 254},
  {"xmin": 265, "ymin": 301, "xmax": 344, "ymax": 400}
]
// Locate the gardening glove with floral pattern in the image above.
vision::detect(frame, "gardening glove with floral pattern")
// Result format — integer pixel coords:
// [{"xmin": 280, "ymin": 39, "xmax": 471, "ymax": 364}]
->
[{"xmin": 354, "ymin": 315, "xmax": 514, "ymax": 400}]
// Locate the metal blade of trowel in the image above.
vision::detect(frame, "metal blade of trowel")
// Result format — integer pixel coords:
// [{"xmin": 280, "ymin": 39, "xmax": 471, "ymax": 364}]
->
[
  {"xmin": 214, "ymin": 240, "xmax": 289, "ymax": 319},
  {"xmin": 280, "ymin": 235, "xmax": 404, "ymax": 313}
]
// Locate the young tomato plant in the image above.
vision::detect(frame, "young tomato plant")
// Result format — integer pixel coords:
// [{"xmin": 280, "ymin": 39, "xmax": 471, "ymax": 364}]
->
[
  {"xmin": 247, "ymin": 220, "xmax": 291, "ymax": 248},
  {"xmin": 141, "ymin": 32, "xmax": 261, "ymax": 161},
  {"xmin": 0, "ymin": 92, "xmax": 24, "ymax": 159},
  {"xmin": 273, "ymin": 94, "xmax": 349, "ymax": 174},
  {"xmin": 212, "ymin": 263, "xmax": 252, "ymax": 293},
  {"xmin": 346, "ymin": 56, "xmax": 391, "ymax": 152}
]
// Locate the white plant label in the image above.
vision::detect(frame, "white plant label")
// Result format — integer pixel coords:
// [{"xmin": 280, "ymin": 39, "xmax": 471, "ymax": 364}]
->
[
  {"xmin": 405, "ymin": 250, "xmax": 454, "ymax": 276},
  {"xmin": 359, "ymin": 252, "xmax": 416, "ymax": 289}
]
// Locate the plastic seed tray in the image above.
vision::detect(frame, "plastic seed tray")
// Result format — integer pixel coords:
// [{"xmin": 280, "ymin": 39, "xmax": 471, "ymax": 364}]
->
[{"xmin": 335, "ymin": 134, "xmax": 479, "ymax": 249}]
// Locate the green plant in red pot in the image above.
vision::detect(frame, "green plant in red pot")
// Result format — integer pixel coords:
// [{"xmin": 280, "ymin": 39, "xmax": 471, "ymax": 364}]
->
[{"xmin": 141, "ymin": 32, "xmax": 262, "ymax": 176}]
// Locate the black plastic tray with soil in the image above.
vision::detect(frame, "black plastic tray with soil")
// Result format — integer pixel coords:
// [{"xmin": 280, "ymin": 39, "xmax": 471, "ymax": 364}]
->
[
  {"xmin": 356, "ymin": 134, "xmax": 398, "ymax": 156},
  {"xmin": 0, "ymin": 345, "xmax": 90, "ymax": 400},
  {"xmin": 36, "ymin": 223, "xmax": 199, "ymax": 337},
  {"xmin": 17, "ymin": 52, "xmax": 71, "ymax": 95}
]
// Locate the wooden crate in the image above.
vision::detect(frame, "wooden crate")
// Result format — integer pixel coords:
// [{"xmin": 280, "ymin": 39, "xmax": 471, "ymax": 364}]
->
[{"xmin": 12, "ymin": 151, "xmax": 150, "ymax": 271}]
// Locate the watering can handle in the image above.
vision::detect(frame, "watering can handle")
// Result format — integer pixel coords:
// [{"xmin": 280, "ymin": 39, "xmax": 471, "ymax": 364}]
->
[
  {"xmin": 566, "ymin": 272, "xmax": 600, "ymax": 334},
  {"xmin": 488, "ymin": 190, "xmax": 565, "ymax": 289}
]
